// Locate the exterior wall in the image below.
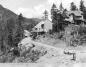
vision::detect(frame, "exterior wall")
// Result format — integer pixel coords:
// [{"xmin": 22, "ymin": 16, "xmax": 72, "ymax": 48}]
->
[
  {"xmin": 69, "ymin": 15, "xmax": 74, "ymax": 23},
  {"xmin": 33, "ymin": 19, "xmax": 53, "ymax": 32},
  {"xmin": 44, "ymin": 20, "xmax": 53, "ymax": 32},
  {"xmin": 33, "ymin": 21, "xmax": 44, "ymax": 32}
]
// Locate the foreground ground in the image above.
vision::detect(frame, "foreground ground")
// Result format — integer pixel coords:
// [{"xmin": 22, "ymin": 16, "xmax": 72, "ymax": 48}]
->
[
  {"xmin": 12, "ymin": 36, "xmax": 86, "ymax": 67},
  {"xmin": 0, "ymin": 34, "xmax": 86, "ymax": 67}
]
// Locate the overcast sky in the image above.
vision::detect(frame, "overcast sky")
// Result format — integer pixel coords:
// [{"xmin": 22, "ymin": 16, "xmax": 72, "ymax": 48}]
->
[{"xmin": 0, "ymin": 0, "xmax": 86, "ymax": 18}]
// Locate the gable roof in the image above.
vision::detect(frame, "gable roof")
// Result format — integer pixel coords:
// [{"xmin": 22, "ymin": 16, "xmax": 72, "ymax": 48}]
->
[
  {"xmin": 35, "ymin": 19, "xmax": 52, "ymax": 28},
  {"xmin": 32, "ymin": 19, "xmax": 52, "ymax": 32},
  {"xmin": 67, "ymin": 10, "xmax": 83, "ymax": 16}
]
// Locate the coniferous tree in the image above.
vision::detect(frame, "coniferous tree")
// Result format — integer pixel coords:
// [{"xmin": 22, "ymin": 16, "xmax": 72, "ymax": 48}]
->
[
  {"xmin": 59, "ymin": 2, "xmax": 64, "ymax": 11},
  {"xmin": 43, "ymin": 10, "xmax": 48, "ymax": 20},
  {"xmin": 6, "ymin": 18, "xmax": 16, "ymax": 47},
  {"xmin": 51, "ymin": 3, "xmax": 57, "ymax": 19},
  {"xmin": 51, "ymin": 3, "xmax": 59, "ymax": 32},
  {"xmin": 80, "ymin": 0, "xmax": 85, "ymax": 11},
  {"xmin": 79, "ymin": 0, "xmax": 86, "ymax": 20},
  {"xmin": 7, "ymin": 19, "xmax": 14, "ymax": 47},
  {"xmin": 52, "ymin": 11, "xmax": 58, "ymax": 32},
  {"xmin": 83, "ymin": 8, "xmax": 86, "ymax": 20},
  {"xmin": 14, "ymin": 13, "xmax": 24, "ymax": 47},
  {"xmin": 70, "ymin": 2, "xmax": 77, "ymax": 11}
]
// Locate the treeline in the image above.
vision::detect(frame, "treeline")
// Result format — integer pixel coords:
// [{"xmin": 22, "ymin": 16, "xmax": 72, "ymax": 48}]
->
[{"xmin": 0, "ymin": 13, "xmax": 25, "ymax": 54}]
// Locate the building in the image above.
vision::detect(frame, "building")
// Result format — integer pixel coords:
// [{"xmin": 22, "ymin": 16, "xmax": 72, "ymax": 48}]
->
[
  {"xmin": 32, "ymin": 19, "xmax": 53, "ymax": 33},
  {"xmin": 65, "ymin": 10, "xmax": 84, "ymax": 24},
  {"xmin": 32, "ymin": 10, "xmax": 53, "ymax": 33}
]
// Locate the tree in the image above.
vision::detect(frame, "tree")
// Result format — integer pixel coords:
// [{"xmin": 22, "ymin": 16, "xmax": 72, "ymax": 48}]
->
[
  {"xmin": 7, "ymin": 18, "xmax": 15, "ymax": 47},
  {"xmin": 26, "ymin": 23, "xmax": 35, "ymax": 31},
  {"xmin": 79, "ymin": 0, "xmax": 86, "ymax": 20},
  {"xmin": 83, "ymin": 8, "xmax": 86, "ymax": 20},
  {"xmin": 52, "ymin": 11, "xmax": 58, "ymax": 32},
  {"xmin": 51, "ymin": 3, "xmax": 57, "ymax": 17},
  {"xmin": 43, "ymin": 10, "xmax": 48, "ymax": 20},
  {"xmin": 51, "ymin": 3, "xmax": 58, "ymax": 22},
  {"xmin": 14, "ymin": 13, "xmax": 24, "ymax": 47},
  {"xmin": 70, "ymin": 2, "xmax": 77, "ymax": 11},
  {"xmin": 59, "ymin": 2, "xmax": 64, "ymax": 11},
  {"xmin": 80, "ymin": 0, "xmax": 85, "ymax": 11},
  {"xmin": 51, "ymin": 3, "xmax": 57, "ymax": 9},
  {"xmin": 51, "ymin": 3, "xmax": 58, "ymax": 32}
]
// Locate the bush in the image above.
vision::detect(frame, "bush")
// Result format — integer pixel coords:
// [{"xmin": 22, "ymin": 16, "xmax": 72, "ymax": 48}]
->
[{"xmin": 13, "ymin": 46, "xmax": 47, "ymax": 63}]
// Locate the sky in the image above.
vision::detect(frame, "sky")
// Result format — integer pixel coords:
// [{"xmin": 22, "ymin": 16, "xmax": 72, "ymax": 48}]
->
[{"xmin": 0, "ymin": 0, "xmax": 86, "ymax": 18}]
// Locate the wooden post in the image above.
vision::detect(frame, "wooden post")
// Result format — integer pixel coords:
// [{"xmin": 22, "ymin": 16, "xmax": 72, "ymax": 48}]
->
[{"xmin": 71, "ymin": 53, "xmax": 76, "ymax": 61}]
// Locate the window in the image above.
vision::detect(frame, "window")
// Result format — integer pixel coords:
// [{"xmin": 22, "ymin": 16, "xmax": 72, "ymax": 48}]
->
[{"xmin": 41, "ymin": 24, "xmax": 44, "ymax": 28}]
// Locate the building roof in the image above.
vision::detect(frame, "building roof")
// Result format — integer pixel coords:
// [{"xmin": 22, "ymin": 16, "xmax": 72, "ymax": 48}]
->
[
  {"xmin": 32, "ymin": 19, "xmax": 52, "ymax": 32},
  {"xmin": 35, "ymin": 19, "xmax": 52, "ymax": 28},
  {"xmin": 34, "ymin": 21, "xmax": 45, "ymax": 28},
  {"xmin": 67, "ymin": 10, "xmax": 83, "ymax": 16}
]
